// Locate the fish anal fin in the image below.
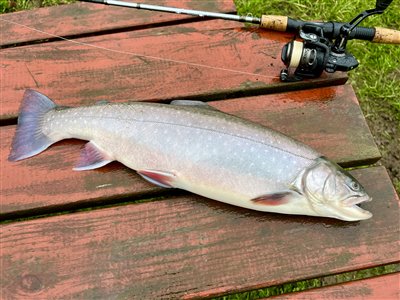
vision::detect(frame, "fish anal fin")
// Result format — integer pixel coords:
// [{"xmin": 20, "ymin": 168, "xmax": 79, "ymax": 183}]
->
[
  {"xmin": 251, "ymin": 191, "xmax": 294, "ymax": 206},
  {"xmin": 170, "ymin": 100, "xmax": 218, "ymax": 111},
  {"xmin": 73, "ymin": 141, "xmax": 113, "ymax": 171},
  {"xmin": 137, "ymin": 169, "xmax": 176, "ymax": 188}
]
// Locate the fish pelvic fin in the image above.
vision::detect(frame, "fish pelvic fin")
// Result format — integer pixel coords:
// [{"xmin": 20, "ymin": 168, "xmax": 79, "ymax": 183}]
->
[
  {"xmin": 73, "ymin": 141, "xmax": 113, "ymax": 171},
  {"xmin": 8, "ymin": 90, "xmax": 57, "ymax": 162}
]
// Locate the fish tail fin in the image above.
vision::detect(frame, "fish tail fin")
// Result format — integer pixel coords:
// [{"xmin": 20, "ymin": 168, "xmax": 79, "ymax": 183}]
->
[{"xmin": 8, "ymin": 89, "xmax": 57, "ymax": 161}]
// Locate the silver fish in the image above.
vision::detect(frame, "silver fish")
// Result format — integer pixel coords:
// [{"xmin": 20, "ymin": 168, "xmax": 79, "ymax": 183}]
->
[{"xmin": 9, "ymin": 90, "xmax": 372, "ymax": 221}]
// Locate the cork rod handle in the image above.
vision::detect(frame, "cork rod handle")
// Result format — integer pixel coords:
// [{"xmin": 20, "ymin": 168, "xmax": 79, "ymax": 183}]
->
[
  {"xmin": 260, "ymin": 15, "xmax": 288, "ymax": 31},
  {"xmin": 373, "ymin": 27, "xmax": 400, "ymax": 44}
]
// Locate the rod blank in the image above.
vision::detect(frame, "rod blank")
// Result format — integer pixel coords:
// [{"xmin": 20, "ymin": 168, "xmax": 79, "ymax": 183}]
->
[{"xmin": 80, "ymin": 0, "xmax": 261, "ymax": 24}]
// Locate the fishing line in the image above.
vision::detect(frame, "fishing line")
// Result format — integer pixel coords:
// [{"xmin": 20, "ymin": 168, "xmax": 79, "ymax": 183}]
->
[{"xmin": 0, "ymin": 18, "xmax": 279, "ymax": 79}]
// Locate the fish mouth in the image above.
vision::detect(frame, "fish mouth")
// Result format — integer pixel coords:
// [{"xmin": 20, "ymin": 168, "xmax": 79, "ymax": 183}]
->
[
  {"xmin": 338, "ymin": 195, "xmax": 372, "ymax": 221},
  {"xmin": 343, "ymin": 194, "xmax": 372, "ymax": 206}
]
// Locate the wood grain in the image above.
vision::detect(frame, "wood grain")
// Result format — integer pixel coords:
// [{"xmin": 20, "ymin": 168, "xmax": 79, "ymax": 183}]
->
[
  {"xmin": 0, "ymin": 18, "xmax": 347, "ymax": 122},
  {"xmin": 0, "ymin": 0, "xmax": 236, "ymax": 47},
  {"xmin": 1, "ymin": 166, "xmax": 398, "ymax": 299},
  {"xmin": 275, "ymin": 272, "xmax": 400, "ymax": 299},
  {"xmin": 1, "ymin": 85, "xmax": 380, "ymax": 218}
]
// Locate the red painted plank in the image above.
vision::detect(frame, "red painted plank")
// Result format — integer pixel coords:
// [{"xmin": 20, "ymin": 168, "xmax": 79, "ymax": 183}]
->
[
  {"xmin": 0, "ymin": 18, "xmax": 347, "ymax": 122},
  {"xmin": 275, "ymin": 272, "xmax": 400, "ymax": 299},
  {"xmin": 0, "ymin": 0, "xmax": 236, "ymax": 47},
  {"xmin": 0, "ymin": 166, "xmax": 398, "ymax": 299},
  {"xmin": 0, "ymin": 85, "xmax": 380, "ymax": 217}
]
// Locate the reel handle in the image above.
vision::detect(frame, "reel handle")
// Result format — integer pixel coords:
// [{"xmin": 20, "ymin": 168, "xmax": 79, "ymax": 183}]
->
[{"xmin": 260, "ymin": 15, "xmax": 400, "ymax": 44}]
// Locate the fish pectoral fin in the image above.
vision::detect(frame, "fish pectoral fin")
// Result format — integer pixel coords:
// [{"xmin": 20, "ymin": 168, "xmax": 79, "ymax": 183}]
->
[
  {"xmin": 73, "ymin": 141, "xmax": 113, "ymax": 171},
  {"xmin": 170, "ymin": 100, "xmax": 218, "ymax": 111},
  {"xmin": 137, "ymin": 169, "xmax": 176, "ymax": 188},
  {"xmin": 251, "ymin": 191, "xmax": 298, "ymax": 206}
]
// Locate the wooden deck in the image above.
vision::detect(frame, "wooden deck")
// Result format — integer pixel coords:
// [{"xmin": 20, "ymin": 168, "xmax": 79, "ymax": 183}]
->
[{"xmin": 1, "ymin": 1, "xmax": 399, "ymax": 298}]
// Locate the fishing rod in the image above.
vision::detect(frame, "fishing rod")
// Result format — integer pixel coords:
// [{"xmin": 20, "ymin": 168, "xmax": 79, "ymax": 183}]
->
[{"xmin": 80, "ymin": 0, "xmax": 399, "ymax": 81}]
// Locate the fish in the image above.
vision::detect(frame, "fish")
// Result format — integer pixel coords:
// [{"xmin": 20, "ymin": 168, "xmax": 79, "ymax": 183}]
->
[{"xmin": 8, "ymin": 89, "xmax": 372, "ymax": 221}]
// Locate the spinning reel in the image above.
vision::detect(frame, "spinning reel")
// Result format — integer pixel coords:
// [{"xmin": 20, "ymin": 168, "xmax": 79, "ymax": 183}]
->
[{"xmin": 280, "ymin": 0, "xmax": 395, "ymax": 81}]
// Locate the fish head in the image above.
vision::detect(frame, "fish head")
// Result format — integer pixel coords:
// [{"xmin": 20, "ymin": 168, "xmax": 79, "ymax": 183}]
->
[{"xmin": 299, "ymin": 157, "xmax": 372, "ymax": 221}]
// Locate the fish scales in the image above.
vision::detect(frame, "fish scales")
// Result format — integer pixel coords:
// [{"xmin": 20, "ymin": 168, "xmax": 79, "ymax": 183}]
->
[
  {"xmin": 43, "ymin": 102, "xmax": 317, "ymax": 198},
  {"xmin": 8, "ymin": 90, "xmax": 373, "ymax": 221}
]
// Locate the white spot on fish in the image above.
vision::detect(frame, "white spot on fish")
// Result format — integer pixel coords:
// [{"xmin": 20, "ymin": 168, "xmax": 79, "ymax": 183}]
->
[{"xmin": 96, "ymin": 183, "xmax": 112, "ymax": 189}]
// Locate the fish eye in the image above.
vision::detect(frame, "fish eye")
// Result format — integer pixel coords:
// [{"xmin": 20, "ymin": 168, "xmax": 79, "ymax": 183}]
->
[{"xmin": 349, "ymin": 181, "xmax": 360, "ymax": 191}]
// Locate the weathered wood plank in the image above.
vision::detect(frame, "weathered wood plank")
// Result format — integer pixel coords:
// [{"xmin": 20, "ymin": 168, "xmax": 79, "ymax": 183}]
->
[
  {"xmin": 276, "ymin": 272, "xmax": 400, "ymax": 299},
  {"xmin": 1, "ymin": 166, "xmax": 398, "ymax": 299},
  {"xmin": 0, "ymin": 18, "xmax": 347, "ymax": 122},
  {"xmin": 1, "ymin": 85, "xmax": 380, "ymax": 218},
  {"xmin": 0, "ymin": 0, "xmax": 236, "ymax": 47}
]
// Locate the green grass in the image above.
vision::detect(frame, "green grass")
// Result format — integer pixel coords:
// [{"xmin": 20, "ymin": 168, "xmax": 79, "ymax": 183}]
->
[{"xmin": 0, "ymin": 0, "xmax": 74, "ymax": 12}]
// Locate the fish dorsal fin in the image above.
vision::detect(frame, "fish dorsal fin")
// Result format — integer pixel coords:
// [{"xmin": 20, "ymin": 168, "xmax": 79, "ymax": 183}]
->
[
  {"xmin": 73, "ymin": 141, "xmax": 113, "ymax": 171},
  {"xmin": 170, "ymin": 100, "xmax": 218, "ymax": 111}
]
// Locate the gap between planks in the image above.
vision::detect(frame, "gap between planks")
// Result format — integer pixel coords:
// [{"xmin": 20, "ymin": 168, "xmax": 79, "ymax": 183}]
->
[
  {"xmin": 268, "ymin": 269, "xmax": 400, "ymax": 300},
  {"xmin": 211, "ymin": 264, "xmax": 400, "ymax": 299}
]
